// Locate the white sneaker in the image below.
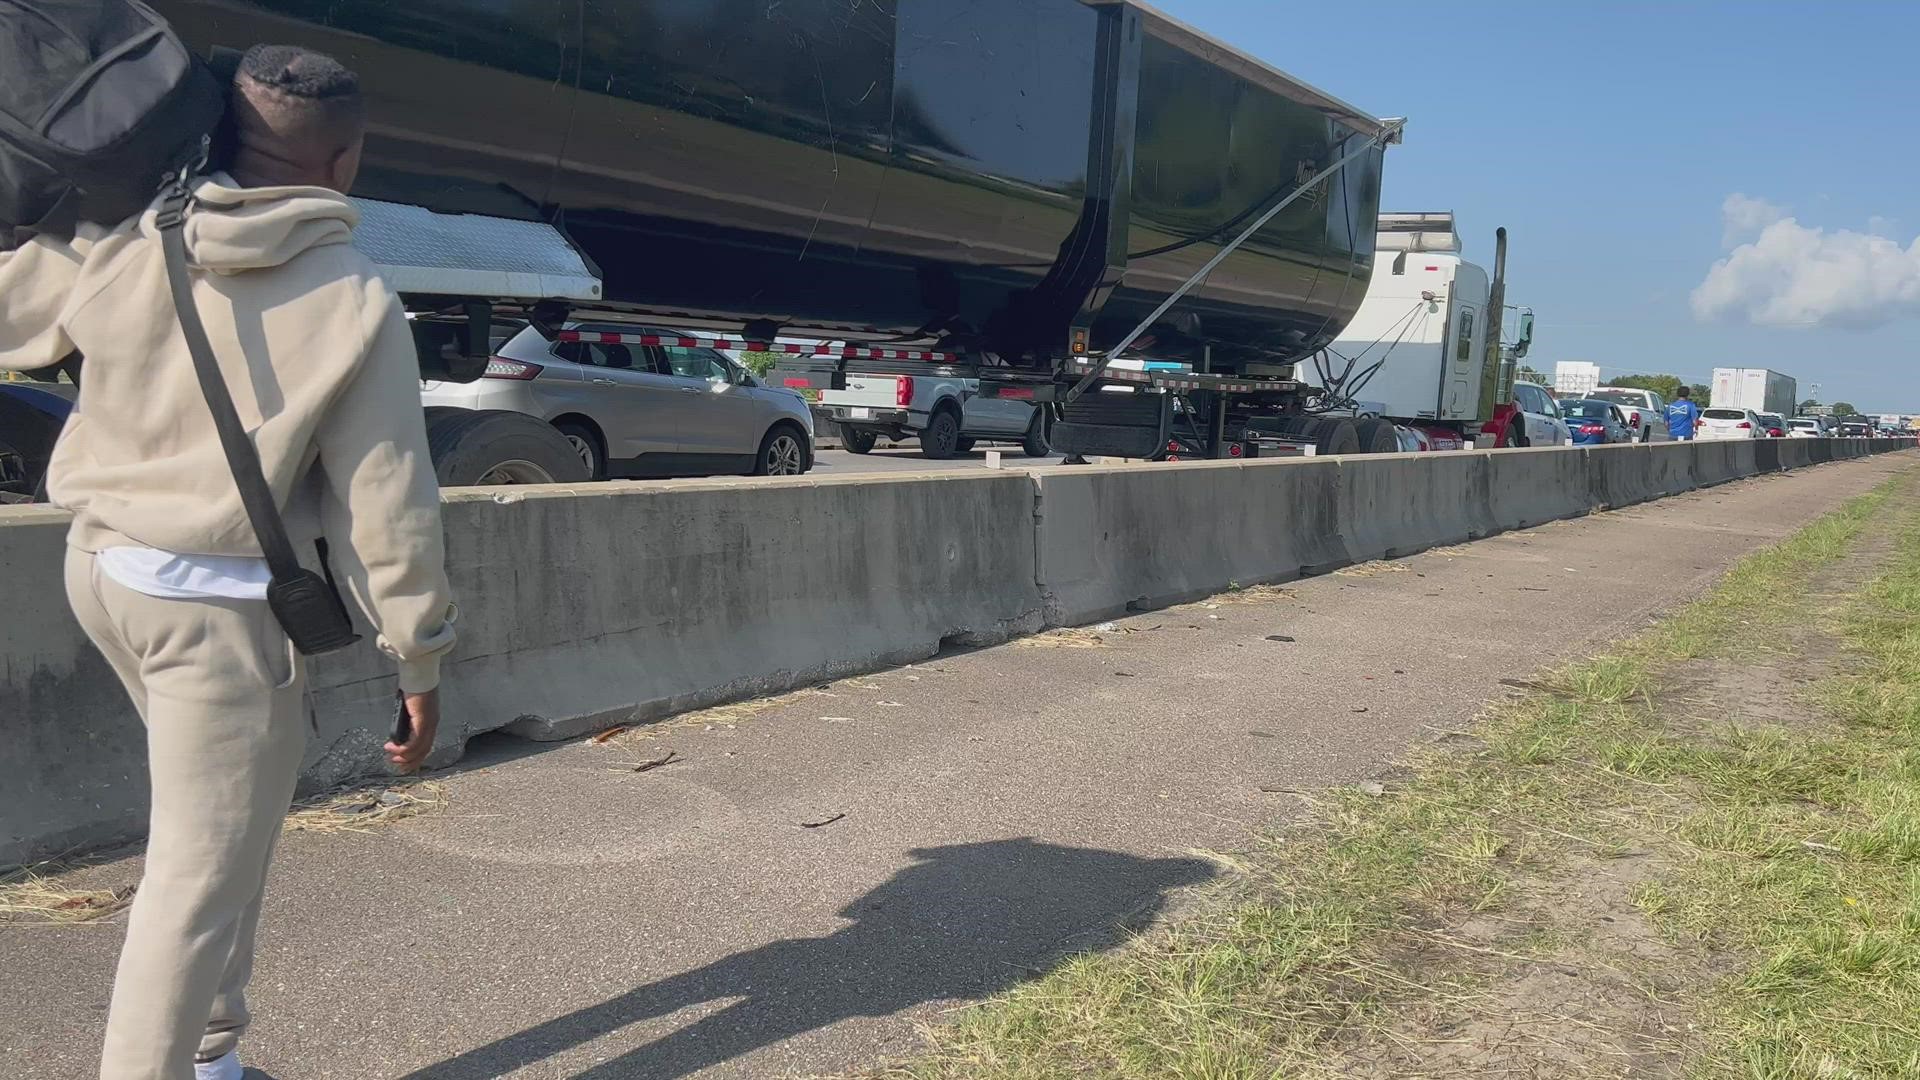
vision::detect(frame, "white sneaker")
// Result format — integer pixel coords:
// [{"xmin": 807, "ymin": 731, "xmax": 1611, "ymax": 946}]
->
[{"xmin": 193, "ymin": 1051, "xmax": 243, "ymax": 1080}]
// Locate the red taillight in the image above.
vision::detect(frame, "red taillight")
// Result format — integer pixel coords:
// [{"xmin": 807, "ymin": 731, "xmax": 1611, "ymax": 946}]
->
[
  {"xmin": 483, "ymin": 357, "xmax": 542, "ymax": 381},
  {"xmin": 782, "ymin": 377, "xmax": 811, "ymax": 389},
  {"xmin": 997, "ymin": 387, "xmax": 1036, "ymax": 400},
  {"xmin": 1737, "ymin": 421, "xmax": 1752, "ymax": 429},
  {"xmin": 1228, "ymin": 442, "xmax": 1244, "ymax": 457},
  {"xmin": 1578, "ymin": 424, "xmax": 1605, "ymax": 435},
  {"xmin": 1629, "ymin": 411, "xmax": 1641, "ymax": 427},
  {"xmin": 895, "ymin": 376, "xmax": 914, "ymax": 408}
]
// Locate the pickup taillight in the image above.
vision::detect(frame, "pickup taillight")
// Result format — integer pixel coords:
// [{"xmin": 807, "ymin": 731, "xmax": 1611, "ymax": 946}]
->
[{"xmin": 896, "ymin": 376, "xmax": 914, "ymax": 408}]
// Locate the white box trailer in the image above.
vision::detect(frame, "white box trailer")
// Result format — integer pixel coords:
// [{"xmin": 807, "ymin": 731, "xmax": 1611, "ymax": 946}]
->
[{"xmin": 1710, "ymin": 368, "xmax": 1797, "ymax": 417}]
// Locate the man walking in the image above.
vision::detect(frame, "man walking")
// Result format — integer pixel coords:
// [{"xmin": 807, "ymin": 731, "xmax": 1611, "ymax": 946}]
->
[
  {"xmin": 1665, "ymin": 386, "xmax": 1702, "ymax": 441},
  {"xmin": 1, "ymin": 47, "xmax": 454, "ymax": 1079}
]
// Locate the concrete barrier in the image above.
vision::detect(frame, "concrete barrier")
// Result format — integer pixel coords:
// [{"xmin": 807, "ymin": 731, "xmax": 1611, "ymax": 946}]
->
[
  {"xmin": 2, "ymin": 472, "xmax": 1045, "ymax": 864},
  {"xmin": 1584, "ymin": 444, "xmax": 1659, "ymax": 508},
  {"xmin": 1752, "ymin": 437, "xmax": 1780, "ymax": 473},
  {"xmin": 6, "ymin": 442, "xmax": 1908, "ymax": 865},
  {"xmin": 1693, "ymin": 440, "xmax": 1743, "ymax": 486},
  {"xmin": 1483, "ymin": 446, "xmax": 1594, "ymax": 528},
  {"xmin": 1338, "ymin": 451, "xmax": 1489, "ymax": 561},
  {"xmin": 1777, "ymin": 439, "xmax": 1811, "ymax": 471},
  {"xmin": 0, "ymin": 507, "xmax": 152, "ymax": 864},
  {"xmin": 1646, "ymin": 442, "xmax": 1701, "ymax": 497},
  {"xmin": 1032, "ymin": 457, "xmax": 1346, "ymax": 625}
]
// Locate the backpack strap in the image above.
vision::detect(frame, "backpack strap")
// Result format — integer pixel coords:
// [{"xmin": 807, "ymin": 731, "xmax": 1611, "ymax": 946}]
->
[{"xmin": 153, "ymin": 183, "xmax": 304, "ymax": 582}]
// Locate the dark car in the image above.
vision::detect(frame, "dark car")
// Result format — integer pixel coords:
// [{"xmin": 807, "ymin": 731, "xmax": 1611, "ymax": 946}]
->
[
  {"xmin": 1559, "ymin": 399, "xmax": 1633, "ymax": 445},
  {"xmin": 1756, "ymin": 412, "xmax": 1788, "ymax": 438},
  {"xmin": 1838, "ymin": 418, "xmax": 1874, "ymax": 438},
  {"xmin": 0, "ymin": 381, "xmax": 75, "ymax": 503}
]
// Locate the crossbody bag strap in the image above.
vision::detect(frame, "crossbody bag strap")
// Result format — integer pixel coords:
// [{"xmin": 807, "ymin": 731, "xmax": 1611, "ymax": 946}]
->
[{"xmin": 154, "ymin": 185, "xmax": 303, "ymax": 582}]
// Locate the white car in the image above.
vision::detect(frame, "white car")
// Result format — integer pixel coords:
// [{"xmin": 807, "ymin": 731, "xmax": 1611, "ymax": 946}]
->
[
  {"xmin": 422, "ymin": 324, "xmax": 816, "ymax": 480},
  {"xmin": 1697, "ymin": 407, "xmax": 1764, "ymax": 440},
  {"xmin": 1588, "ymin": 387, "xmax": 1670, "ymax": 442},
  {"xmin": 1786, "ymin": 417, "xmax": 1826, "ymax": 438},
  {"xmin": 1510, "ymin": 380, "xmax": 1574, "ymax": 447}
]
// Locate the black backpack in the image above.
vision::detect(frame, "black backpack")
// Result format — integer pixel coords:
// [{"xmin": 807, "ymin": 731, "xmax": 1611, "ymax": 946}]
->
[{"xmin": 0, "ymin": 0, "xmax": 224, "ymax": 247}]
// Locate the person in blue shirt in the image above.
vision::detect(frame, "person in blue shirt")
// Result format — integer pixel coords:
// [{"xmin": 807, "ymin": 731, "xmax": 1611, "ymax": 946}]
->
[{"xmin": 1665, "ymin": 387, "xmax": 1702, "ymax": 441}]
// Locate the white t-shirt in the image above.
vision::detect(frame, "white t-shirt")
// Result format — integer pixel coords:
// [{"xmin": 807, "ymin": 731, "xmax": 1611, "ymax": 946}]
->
[{"xmin": 97, "ymin": 547, "xmax": 273, "ymax": 601}]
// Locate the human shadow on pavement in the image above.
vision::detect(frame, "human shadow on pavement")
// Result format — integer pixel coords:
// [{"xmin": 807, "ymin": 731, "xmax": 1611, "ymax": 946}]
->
[{"xmin": 400, "ymin": 838, "xmax": 1213, "ymax": 1080}]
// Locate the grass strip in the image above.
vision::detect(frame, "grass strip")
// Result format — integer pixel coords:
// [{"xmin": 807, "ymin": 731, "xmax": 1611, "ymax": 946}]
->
[{"xmin": 873, "ymin": 473, "xmax": 1914, "ymax": 1079}]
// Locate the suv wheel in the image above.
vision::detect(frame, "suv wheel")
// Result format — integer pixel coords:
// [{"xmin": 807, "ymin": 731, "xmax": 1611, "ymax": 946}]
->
[
  {"xmin": 755, "ymin": 426, "xmax": 810, "ymax": 476},
  {"xmin": 920, "ymin": 407, "xmax": 962, "ymax": 460},
  {"xmin": 554, "ymin": 420, "xmax": 605, "ymax": 479},
  {"xmin": 1022, "ymin": 409, "xmax": 1052, "ymax": 457}
]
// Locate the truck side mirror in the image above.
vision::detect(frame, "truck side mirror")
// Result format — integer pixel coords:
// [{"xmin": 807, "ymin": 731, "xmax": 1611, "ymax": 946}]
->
[{"xmin": 1516, "ymin": 313, "xmax": 1535, "ymax": 357}]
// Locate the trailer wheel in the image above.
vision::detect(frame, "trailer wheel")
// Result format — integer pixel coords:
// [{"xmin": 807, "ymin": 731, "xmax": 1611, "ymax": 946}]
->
[
  {"xmin": 427, "ymin": 409, "xmax": 591, "ymax": 487},
  {"xmin": 1022, "ymin": 409, "xmax": 1053, "ymax": 457},
  {"xmin": 840, "ymin": 425, "xmax": 878, "ymax": 454},
  {"xmin": 921, "ymin": 406, "xmax": 963, "ymax": 459},
  {"xmin": 1353, "ymin": 417, "xmax": 1399, "ymax": 454},
  {"xmin": 1309, "ymin": 417, "xmax": 1362, "ymax": 457}
]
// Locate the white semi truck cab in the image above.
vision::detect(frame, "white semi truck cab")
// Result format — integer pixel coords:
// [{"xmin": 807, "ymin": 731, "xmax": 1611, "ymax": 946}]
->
[{"xmin": 1304, "ymin": 212, "xmax": 1534, "ymax": 450}]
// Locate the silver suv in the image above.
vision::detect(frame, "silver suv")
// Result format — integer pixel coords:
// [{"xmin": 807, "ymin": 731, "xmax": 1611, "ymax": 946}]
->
[{"xmin": 422, "ymin": 325, "xmax": 814, "ymax": 479}]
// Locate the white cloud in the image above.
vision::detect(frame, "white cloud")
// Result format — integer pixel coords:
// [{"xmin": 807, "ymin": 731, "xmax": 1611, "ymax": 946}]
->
[
  {"xmin": 1720, "ymin": 193, "xmax": 1787, "ymax": 245},
  {"xmin": 1692, "ymin": 195, "xmax": 1920, "ymax": 329}
]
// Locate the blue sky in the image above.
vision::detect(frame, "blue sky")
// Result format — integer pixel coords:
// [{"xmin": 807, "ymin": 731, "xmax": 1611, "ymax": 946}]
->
[{"xmin": 1154, "ymin": 0, "xmax": 1919, "ymax": 411}]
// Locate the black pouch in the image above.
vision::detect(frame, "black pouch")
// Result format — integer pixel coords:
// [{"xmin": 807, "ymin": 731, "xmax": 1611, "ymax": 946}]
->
[{"xmin": 267, "ymin": 569, "xmax": 359, "ymax": 655}]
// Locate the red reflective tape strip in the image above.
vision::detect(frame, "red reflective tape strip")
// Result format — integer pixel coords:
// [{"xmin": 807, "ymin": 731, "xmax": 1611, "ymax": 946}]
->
[{"xmin": 554, "ymin": 331, "xmax": 955, "ymax": 362}]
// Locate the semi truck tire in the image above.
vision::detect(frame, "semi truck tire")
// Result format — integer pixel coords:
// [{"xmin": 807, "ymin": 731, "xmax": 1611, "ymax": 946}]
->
[
  {"xmin": 840, "ymin": 425, "xmax": 878, "ymax": 454},
  {"xmin": 427, "ymin": 409, "xmax": 591, "ymax": 487},
  {"xmin": 1309, "ymin": 417, "xmax": 1362, "ymax": 457},
  {"xmin": 1353, "ymin": 417, "xmax": 1399, "ymax": 455},
  {"xmin": 921, "ymin": 406, "xmax": 963, "ymax": 459}
]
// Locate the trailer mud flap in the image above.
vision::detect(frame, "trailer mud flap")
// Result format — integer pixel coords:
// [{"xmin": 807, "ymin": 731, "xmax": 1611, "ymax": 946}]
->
[{"xmin": 1052, "ymin": 392, "xmax": 1173, "ymax": 459}]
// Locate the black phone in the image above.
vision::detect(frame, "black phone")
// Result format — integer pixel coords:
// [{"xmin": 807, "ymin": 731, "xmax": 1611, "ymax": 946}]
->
[{"xmin": 390, "ymin": 692, "xmax": 413, "ymax": 747}]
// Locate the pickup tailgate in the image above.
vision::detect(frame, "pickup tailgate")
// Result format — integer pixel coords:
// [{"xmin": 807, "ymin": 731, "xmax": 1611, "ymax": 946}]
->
[{"xmin": 820, "ymin": 375, "xmax": 904, "ymax": 411}]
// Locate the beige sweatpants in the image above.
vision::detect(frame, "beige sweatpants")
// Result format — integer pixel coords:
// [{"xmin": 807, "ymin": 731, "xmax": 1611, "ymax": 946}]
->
[{"xmin": 64, "ymin": 548, "xmax": 308, "ymax": 1080}]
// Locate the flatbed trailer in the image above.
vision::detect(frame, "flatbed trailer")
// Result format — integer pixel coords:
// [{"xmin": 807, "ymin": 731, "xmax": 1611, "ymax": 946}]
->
[{"xmin": 146, "ymin": 0, "xmax": 1403, "ymax": 469}]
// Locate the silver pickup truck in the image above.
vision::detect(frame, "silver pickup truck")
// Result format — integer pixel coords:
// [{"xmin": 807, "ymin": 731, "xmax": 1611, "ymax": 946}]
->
[{"xmin": 821, "ymin": 374, "xmax": 1051, "ymax": 459}]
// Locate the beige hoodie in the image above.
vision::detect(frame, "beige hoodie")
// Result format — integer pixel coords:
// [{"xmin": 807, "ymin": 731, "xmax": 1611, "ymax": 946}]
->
[{"xmin": 0, "ymin": 176, "xmax": 455, "ymax": 691}]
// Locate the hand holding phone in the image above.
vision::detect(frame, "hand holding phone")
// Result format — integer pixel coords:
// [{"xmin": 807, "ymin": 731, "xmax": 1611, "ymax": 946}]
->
[{"xmin": 386, "ymin": 689, "xmax": 439, "ymax": 772}]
